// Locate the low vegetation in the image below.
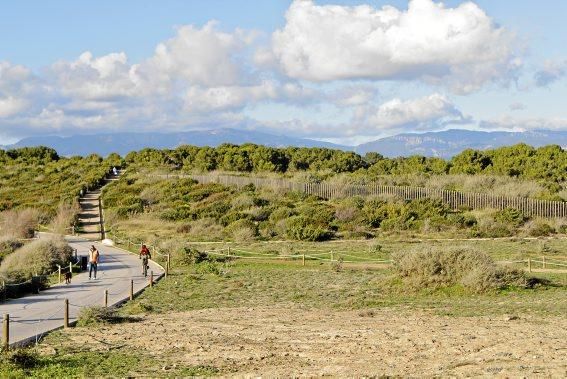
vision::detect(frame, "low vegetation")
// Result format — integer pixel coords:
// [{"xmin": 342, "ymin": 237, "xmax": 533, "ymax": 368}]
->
[
  {"xmin": 0, "ymin": 236, "xmax": 73, "ymax": 282},
  {"xmin": 103, "ymin": 171, "xmax": 565, "ymax": 245},
  {"xmin": 392, "ymin": 247, "xmax": 529, "ymax": 293}
]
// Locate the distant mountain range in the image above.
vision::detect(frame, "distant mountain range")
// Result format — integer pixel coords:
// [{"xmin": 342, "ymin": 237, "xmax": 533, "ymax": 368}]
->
[
  {"xmin": 2, "ymin": 128, "xmax": 566, "ymax": 158},
  {"xmin": 2, "ymin": 129, "xmax": 348, "ymax": 157},
  {"xmin": 355, "ymin": 129, "xmax": 567, "ymax": 158}
]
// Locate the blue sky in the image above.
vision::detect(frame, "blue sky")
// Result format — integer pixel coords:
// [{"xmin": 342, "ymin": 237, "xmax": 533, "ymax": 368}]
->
[{"xmin": 1, "ymin": 0, "xmax": 566, "ymax": 145}]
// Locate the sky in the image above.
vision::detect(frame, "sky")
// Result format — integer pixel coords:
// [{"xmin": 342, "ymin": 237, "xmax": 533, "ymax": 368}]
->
[{"xmin": 1, "ymin": 0, "xmax": 567, "ymax": 145}]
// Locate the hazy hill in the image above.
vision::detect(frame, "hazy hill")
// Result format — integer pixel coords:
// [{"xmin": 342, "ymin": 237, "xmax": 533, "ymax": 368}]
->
[
  {"xmin": 4, "ymin": 129, "xmax": 349, "ymax": 157},
  {"xmin": 356, "ymin": 129, "xmax": 567, "ymax": 158},
  {"xmin": 3, "ymin": 128, "xmax": 566, "ymax": 158}
]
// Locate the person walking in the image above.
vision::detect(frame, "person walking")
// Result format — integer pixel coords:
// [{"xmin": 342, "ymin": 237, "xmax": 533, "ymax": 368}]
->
[
  {"xmin": 89, "ymin": 245, "xmax": 100, "ymax": 280},
  {"xmin": 139, "ymin": 244, "xmax": 151, "ymax": 277}
]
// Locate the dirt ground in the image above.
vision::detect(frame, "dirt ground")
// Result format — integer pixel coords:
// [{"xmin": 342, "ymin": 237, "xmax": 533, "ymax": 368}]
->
[{"xmin": 52, "ymin": 306, "xmax": 567, "ymax": 377}]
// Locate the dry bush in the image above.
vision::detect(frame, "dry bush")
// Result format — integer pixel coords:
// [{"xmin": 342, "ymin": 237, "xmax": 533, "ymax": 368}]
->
[
  {"xmin": 230, "ymin": 193, "xmax": 255, "ymax": 210},
  {"xmin": 0, "ymin": 208, "xmax": 40, "ymax": 238},
  {"xmin": 521, "ymin": 220, "xmax": 555, "ymax": 237},
  {"xmin": 0, "ymin": 236, "xmax": 73, "ymax": 282},
  {"xmin": 187, "ymin": 218, "xmax": 224, "ymax": 241},
  {"xmin": 392, "ymin": 246, "xmax": 527, "ymax": 293},
  {"xmin": 49, "ymin": 202, "xmax": 79, "ymax": 235},
  {"xmin": 139, "ymin": 186, "xmax": 162, "ymax": 207},
  {"xmin": 335, "ymin": 205, "xmax": 359, "ymax": 222}
]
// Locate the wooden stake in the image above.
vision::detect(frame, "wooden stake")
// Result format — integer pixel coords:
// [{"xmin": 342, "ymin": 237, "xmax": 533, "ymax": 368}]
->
[
  {"xmin": 130, "ymin": 280, "xmax": 134, "ymax": 301},
  {"xmin": 528, "ymin": 258, "xmax": 532, "ymax": 273},
  {"xmin": 150, "ymin": 271, "xmax": 153, "ymax": 287},
  {"xmin": 104, "ymin": 289, "xmax": 108, "ymax": 307},
  {"xmin": 166, "ymin": 254, "xmax": 170, "ymax": 278},
  {"xmin": 64, "ymin": 299, "xmax": 69, "ymax": 328},
  {"xmin": 58, "ymin": 265, "xmax": 61, "ymax": 284},
  {"xmin": 302, "ymin": 254, "xmax": 305, "ymax": 266},
  {"xmin": 2, "ymin": 314, "xmax": 8, "ymax": 351}
]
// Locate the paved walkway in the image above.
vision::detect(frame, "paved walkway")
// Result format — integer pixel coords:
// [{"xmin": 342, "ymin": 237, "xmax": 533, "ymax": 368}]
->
[
  {"xmin": 0, "ymin": 236, "xmax": 164, "ymax": 347},
  {"xmin": 77, "ymin": 173, "xmax": 120, "ymax": 240}
]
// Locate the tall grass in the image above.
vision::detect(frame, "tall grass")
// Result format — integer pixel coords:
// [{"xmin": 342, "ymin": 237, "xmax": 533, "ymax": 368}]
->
[{"xmin": 49, "ymin": 202, "xmax": 79, "ymax": 235}]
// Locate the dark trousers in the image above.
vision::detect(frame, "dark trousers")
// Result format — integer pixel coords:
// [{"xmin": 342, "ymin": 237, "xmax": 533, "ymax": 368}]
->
[{"xmin": 89, "ymin": 262, "xmax": 98, "ymax": 278}]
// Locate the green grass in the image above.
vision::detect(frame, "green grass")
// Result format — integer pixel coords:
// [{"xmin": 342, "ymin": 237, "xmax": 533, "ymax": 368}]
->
[
  {"xmin": 122, "ymin": 259, "xmax": 567, "ymax": 318},
  {"xmin": 0, "ymin": 345, "xmax": 218, "ymax": 378}
]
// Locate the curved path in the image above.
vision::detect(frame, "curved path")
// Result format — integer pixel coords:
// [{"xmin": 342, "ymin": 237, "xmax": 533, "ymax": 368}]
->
[{"xmin": 1, "ymin": 236, "xmax": 164, "ymax": 347}]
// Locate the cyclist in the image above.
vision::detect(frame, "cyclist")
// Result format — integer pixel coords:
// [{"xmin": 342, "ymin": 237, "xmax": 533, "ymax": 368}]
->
[{"xmin": 139, "ymin": 244, "xmax": 152, "ymax": 277}]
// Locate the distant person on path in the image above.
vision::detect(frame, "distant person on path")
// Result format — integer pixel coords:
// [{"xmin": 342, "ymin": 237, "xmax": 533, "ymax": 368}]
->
[
  {"xmin": 89, "ymin": 245, "xmax": 100, "ymax": 280},
  {"xmin": 112, "ymin": 166, "xmax": 118, "ymax": 176},
  {"xmin": 139, "ymin": 244, "xmax": 151, "ymax": 277}
]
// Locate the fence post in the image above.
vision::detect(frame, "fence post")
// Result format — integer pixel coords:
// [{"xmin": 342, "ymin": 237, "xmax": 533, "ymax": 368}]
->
[
  {"xmin": 64, "ymin": 299, "xmax": 69, "ymax": 328},
  {"xmin": 58, "ymin": 265, "xmax": 61, "ymax": 284},
  {"xmin": 2, "ymin": 314, "xmax": 8, "ymax": 351},
  {"xmin": 302, "ymin": 254, "xmax": 305, "ymax": 266},
  {"xmin": 104, "ymin": 289, "xmax": 108, "ymax": 307},
  {"xmin": 150, "ymin": 271, "xmax": 154, "ymax": 287},
  {"xmin": 130, "ymin": 280, "xmax": 134, "ymax": 301},
  {"xmin": 528, "ymin": 258, "xmax": 532, "ymax": 273}
]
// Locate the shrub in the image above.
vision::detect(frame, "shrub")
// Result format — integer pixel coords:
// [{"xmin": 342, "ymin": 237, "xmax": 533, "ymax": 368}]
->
[
  {"xmin": 496, "ymin": 208, "xmax": 527, "ymax": 227},
  {"xmin": 0, "ymin": 236, "xmax": 73, "ymax": 282},
  {"xmin": 524, "ymin": 221, "xmax": 555, "ymax": 237},
  {"xmin": 181, "ymin": 247, "xmax": 209, "ymax": 265},
  {"xmin": 285, "ymin": 215, "xmax": 331, "ymax": 241},
  {"xmin": 225, "ymin": 219, "xmax": 258, "ymax": 241},
  {"xmin": 77, "ymin": 306, "xmax": 131, "ymax": 326},
  {"xmin": 392, "ymin": 247, "xmax": 527, "ymax": 293},
  {"xmin": 0, "ymin": 208, "xmax": 40, "ymax": 238},
  {"xmin": 0, "ymin": 238, "xmax": 23, "ymax": 264}
]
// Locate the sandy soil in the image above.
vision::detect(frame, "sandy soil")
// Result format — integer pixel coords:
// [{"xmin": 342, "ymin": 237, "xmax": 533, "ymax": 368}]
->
[{"xmin": 53, "ymin": 306, "xmax": 567, "ymax": 377}]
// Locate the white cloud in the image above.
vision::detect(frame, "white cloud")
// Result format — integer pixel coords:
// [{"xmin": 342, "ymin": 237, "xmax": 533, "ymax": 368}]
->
[
  {"xmin": 0, "ymin": 96, "xmax": 28, "ymax": 118},
  {"xmin": 480, "ymin": 116, "xmax": 567, "ymax": 131},
  {"xmin": 135, "ymin": 21, "xmax": 257, "ymax": 90},
  {"xmin": 534, "ymin": 60, "xmax": 567, "ymax": 87},
  {"xmin": 509, "ymin": 102, "xmax": 526, "ymax": 111},
  {"xmin": 49, "ymin": 51, "xmax": 137, "ymax": 101},
  {"xmin": 354, "ymin": 93, "xmax": 469, "ymax": 133},
  {"xmin": 272, "ymin": 0, "xmax": 519, "ymax": 93}
]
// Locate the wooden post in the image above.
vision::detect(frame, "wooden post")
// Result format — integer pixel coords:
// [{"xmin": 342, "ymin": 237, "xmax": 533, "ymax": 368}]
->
[
  {"xmin": 64, "ymin": 299, "xmax": 69, "ymax": 328},
  {"xmin": 2, "ymin": 314, "xmax": 8, "ymax": 351},
  {"xmin": 302, "ymin": 254, "xmax": 305, "ymax": 266},
  {"xmin": 58, "ymin": 265, "xmax": 61, "ymax": 284},
  {"xmin": 528, "ymin": 258, "xmax": 532, "ymax": 273},
  {"xmin": 104, "ymin": 289, "xmax": 108, "ymax": 307},
  {"xmin": 150, "ymin": 271, "xmax": 154, "ymax": 287},
  {"xmin": 227, "ymin": 246, "xmax": 231, "ymax": 256},
  {"xmin": 130, "ymin": 280, "xmax": 134, "ymax": 301},
  {"xmin": 542, "ymin": 256, "xmax": 546, "ymax": 269}
]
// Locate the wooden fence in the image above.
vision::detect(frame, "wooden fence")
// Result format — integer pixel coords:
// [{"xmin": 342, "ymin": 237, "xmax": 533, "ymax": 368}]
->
[{"xmin": 161, "ymin": 173, "xmax": 567, "ymax": 219}]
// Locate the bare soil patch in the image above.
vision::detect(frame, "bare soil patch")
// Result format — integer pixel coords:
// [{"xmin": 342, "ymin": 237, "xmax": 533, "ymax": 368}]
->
[{"xmin": 52, "ymin": 306, "xmax": 567, "ymax": 377}]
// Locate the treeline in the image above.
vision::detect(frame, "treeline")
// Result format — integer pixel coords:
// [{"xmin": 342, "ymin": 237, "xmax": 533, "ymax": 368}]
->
[{"xmin": 124, "ymin": 143, "xmax": 567, "ymax": 183}]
